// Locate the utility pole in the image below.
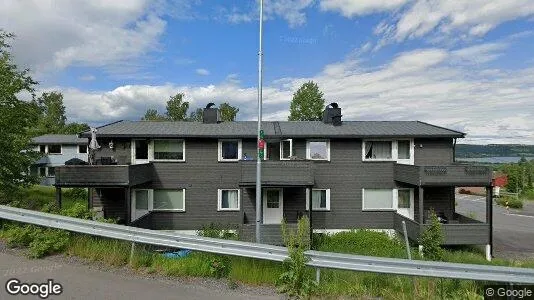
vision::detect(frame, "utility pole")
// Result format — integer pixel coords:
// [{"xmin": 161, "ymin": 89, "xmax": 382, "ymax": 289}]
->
[{"xmin": 255, "ymin": 0, "xmax": 264, "ymax": 243}]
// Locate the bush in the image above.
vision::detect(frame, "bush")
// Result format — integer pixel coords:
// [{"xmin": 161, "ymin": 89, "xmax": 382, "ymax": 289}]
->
[
  {"xmin": 60, "ymin": 202, "xmax": 93, "ymax": 219},
  {"xmin": 197, "ymin": 223, "xmax": 238, "ymax": 240},
  {"xmin": 28, "ymin": 229, "xmax": 70, "ymax": 258},
  {"xmin": 63, "ymin": 188, "xmax": 88, "ymax": 200},
  {"xmin": 209, "ymin": 256, "xmax": 230, "ymax": 278},
  {"xmin": 1, "ymin": 224, "xmax": 42, "ymax": 248},
  {"xmin": 314, "ymin": 230, "xmax": 406, "ymax": 258},
  {"xmin": 276, "ymin": 217, "xmax": 317, "ymax": 299},
  {"xmin": 419, "ymin": 209, "xmax": 444, "ymax": 261},
  {"xmin": 496, "ymin": 196, "xmax": 523, "ymax": 209}
]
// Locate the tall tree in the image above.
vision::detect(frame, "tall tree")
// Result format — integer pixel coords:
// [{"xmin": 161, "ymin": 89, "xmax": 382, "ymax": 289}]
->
[
  {"xmin": 288, "ymin": 81, "xmax": 325, "ymax": 121},
  {"xmin": 188, "ymin": 107, "xmax": 203, "ymax": 122},
  {"xmin": 0, "ymin": 31, "xmax": 39, "ymax": 197},
  {"xmin": 32, "ymin": 91, "xmax": 67, "ymax": 135},
  {"xmin": 142, "ymin": 108, "xmax": 168, "ymax": 121},
  {"xmin": 166, "ymin": 93, "xmax": 189, "ymax": 121},
  {"xmin": 62, "ymin": 122, "xmax": 90, "ymax": 134},
  {"xmin": 219, "ymin": 102, "xmax": 239, "ymax": 121}
]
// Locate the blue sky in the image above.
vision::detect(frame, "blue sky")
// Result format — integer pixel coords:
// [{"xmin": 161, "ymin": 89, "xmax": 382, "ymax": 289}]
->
[{"xmin": 2, "ymin": 0, "xmax": 534, "ymax": 144}]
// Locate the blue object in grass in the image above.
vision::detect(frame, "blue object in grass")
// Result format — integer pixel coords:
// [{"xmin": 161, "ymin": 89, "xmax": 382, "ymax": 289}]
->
[{"xmin": 162, "ymin": 249, "xmax": 192, "ymax": 259}]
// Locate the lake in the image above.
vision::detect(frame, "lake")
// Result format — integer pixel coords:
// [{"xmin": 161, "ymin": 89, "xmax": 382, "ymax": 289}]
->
[{"xmin": 456, "ymin": 156, "xmax": 534, "ymax": 163}]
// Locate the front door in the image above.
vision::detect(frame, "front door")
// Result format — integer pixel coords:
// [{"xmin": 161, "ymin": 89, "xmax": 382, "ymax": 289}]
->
[{"xmin": 263, "ymin": 188, "xmax": 283, "ymax": 224}]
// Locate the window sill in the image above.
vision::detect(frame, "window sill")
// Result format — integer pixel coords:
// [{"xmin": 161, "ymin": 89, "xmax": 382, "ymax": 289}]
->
[
  {"xmin": 152, "ymin": 160, "xmax": 186, "ymax": 163},
  {"xmin": 217, "ymin": 209, "xmax": 240, "ymax": 212},
  {"xmin": 152, "ymin": 209, "xmax": 185, "ymax": 212},
  {"xmin": 362, "ymin": 208, "xmax": 395, "ymax": 212},
  {"xmin": 218, "ymin": 159, "xmax": 240, "ymax": 163},
  {"xmin": 362, "ymin": 159, "xmax": 395, "ymax": 162},
  {"xmin": 306, "ymin": 209, "xmax": 330, "ymax": 212}
]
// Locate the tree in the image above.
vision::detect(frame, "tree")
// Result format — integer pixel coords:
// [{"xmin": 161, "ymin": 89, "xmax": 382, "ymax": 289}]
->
[
  {"xmin": 33, "ymin": 91, "xmax": 67, "ymax": 135},
  {"xmin": 188, "ymin": 107, "xmax": 203, "ymax": 122},
  {"xmin": 166, "ymin": 93, "xmax": 189, "ymax": 121},
  {"xmin": 142, "ymin": 108, "xmax": 168, "ymax": 121},
  {"xmin": 288, "ymin": 81, "xmax": 325, "ymax": 121},
  {"xmin": 62, "ymin": 122, "xmax": 90, "ymax": 134},
  {"xmin": 219, "ymin": 102, "xmax": 239, "ymax": 121},
  {"xmin": 0, "ymin": 31, "xmax": 40, "ymax": 197}
]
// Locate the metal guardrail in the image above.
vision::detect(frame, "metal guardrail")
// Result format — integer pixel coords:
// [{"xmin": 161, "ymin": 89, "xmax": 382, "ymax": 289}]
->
[{"xmin": 1, "ymin": 205, "xmax": 534, "ymax": 284}]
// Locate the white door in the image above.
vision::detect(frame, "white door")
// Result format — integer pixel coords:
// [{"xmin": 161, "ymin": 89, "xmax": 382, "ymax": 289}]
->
[
  {"xmin": 131, "ymin": 140, "xmax": 149, "ymax": 164},
  {"xmin": 263, "ymin": 188, "xmax": 283, "ymax": 224},
  {"xmin": 132, "ymin": 189, "xmax": 150, "ymax": 221},
  {"xmin": 397, "ymin": 189, "xmax": 414, "ymax": 219}
]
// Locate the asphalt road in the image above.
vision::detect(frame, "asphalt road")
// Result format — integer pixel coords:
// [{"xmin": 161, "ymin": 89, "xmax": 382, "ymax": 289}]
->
[
  {"xmin": 456, "ymin": 194, "xmax": 534, "ymax": 258},
  {"xmin": 0, "ymin": 252, "xmax": 278, "ymax": 300}
]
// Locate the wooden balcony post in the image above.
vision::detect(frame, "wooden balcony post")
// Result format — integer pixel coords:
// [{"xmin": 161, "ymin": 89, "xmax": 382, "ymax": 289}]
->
[
  {"xmin": 418, "ymin": 187, "xmax": 424, "ymax": 225},
  {"xmin": 486, "ymin": 186, "xmax": 493, "ymax": 259},
  {"xmin": 125, "ymin": 187, "xmax": 131, "ymax": 225}
]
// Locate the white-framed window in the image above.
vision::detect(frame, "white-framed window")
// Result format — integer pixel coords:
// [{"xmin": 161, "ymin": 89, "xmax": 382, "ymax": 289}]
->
[
  {"xmin": 218, "ymin": 140, "xmax": 242, "ymax": 162},
  {"xmin": 131, "ymin": 139, "xmax": 150, "ymax": 164},
  {"xmin": 38, "ymin": 167, "xmax": 46, "ymax": 177},
  {"xmin": 78, "ymin": 145, "xmax": 88, "ymax": 154},
  {"xmin": 39, "ymin": 145, "xmax": 46, "ymax": 153},
  {"xmin": 152, "ymin": 189, "xmax": 186, "ymax": 211},
  {"xmin": 46, "ymin": 167, "xmax": 55, "ymax": 177},
  {"xmin": 280, "ymin": 139, "xmax": 293, "ymax": 160},
  {"xmin": 362, "ymin": 189, "xmax": 394, "ymax": 211},
  {"xmin": 152, "ymin": 139, "xmax": 185, "ymax": 161},
  {"xmin": 306, "ymin": 140, "xmax": 330, "ymax": 161},
  {"xmin": 395, "ymin": 188, "xmax": 415, "ymax": 219},
  {"xmin": 48, "ymin": 144, "xmax": 62, "ymax": 154},
  {"xmin": 362, "ymin": 139, "xmax": 414, "ymax": 164},
  {"xmin": 217, "ymin": 189, "xmax": 240, "ymax": 211},
  {"xmin": 306, "ymin": 188, "xmax": 330, "ymax": 211}
]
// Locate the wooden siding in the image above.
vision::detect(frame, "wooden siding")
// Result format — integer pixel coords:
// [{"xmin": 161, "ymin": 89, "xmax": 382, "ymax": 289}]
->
[
  {"xmin": 55, "ymin": 164, "xmax": 153, "ymax": 187},
  {"xmin": 239, "ymin": 224, "xmax": 300, "ymax": 245},
  {"xmin": 393, "ymin": 213, "xmax": 420, "ymax": 241},
  {"xmin": 91, "ymin": 188, "xmax": 127, "ymax": 222},
  {"xmin": 395, "ymin": 164, "xmax": 492, "ymax": 186},
  {"xmin": 239, "ymin": 161, "xmax": 314, "ymax": 186},
  {"xmin": 414, "ymin": 138, "xmax": 453, "ymax": 165}
]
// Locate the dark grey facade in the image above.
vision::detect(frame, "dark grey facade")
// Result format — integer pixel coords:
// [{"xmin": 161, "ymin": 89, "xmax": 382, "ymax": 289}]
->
[{"xmin": 54, "ymin": 111, "xmax": 493, "ymax": 248}]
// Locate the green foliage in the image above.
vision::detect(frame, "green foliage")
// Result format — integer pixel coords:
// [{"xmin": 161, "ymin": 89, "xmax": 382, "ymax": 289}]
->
[
  {"xmin": 142, "ymin": 108, "xmax": 168, "ymax": 121},
  {"xmin": 28, "ymin": 229, "xmax": 70, "ymax": 258},
  {"xmin": 32, "ymin": 91, "xmax": 67, "ymax": 135},
  {"xmin": 63, "ymin": 187, "xmax": 88, "ymax": 200},
  {"xmin": 188, "ymin": 107, "xmax": 203, "ymax": 122},
  {"xmin": 166, "ymin": 93, "xmax": 189, "ymax": 121},
  {"xmin": 288, "ymin": 81, "xmax": 325, "ymax": 121},
  {"xmin": 197, "ymin": 223, "xmax": 239, "ymax": 240},
  {"xmin": 455, "ymin": 144, "xmax": 534, "ymax": 158},
  {"xmin": 0, "ymin": 31, "xmax": 40, "ymax": 198},
  {"xmin": 277, "ymin": 217, "xmax": 317, "ymax": 299},
  {"xmin": 496, "ymin": 196, "xmax": 523, "ymax": 209},
  {"xmin": 62, "ymin": 122, "xmax": 90, "ymax": 134},
  {"xmin": 60, "ymin": 202, "xmax": 93, "ymax": 219},
  {"xmin": 1, "ymin": 224, "xmax": 40, "ymax": 248},
  {"xmin": 209, "ymin": 256, "xmax": 230, "ymax": 278},
  {"xmin": 219, "ymin": 102, "xmax": 239, "ymax": 121},
  {"xmin": 419, "ymin": 209, "xmax": 444, "ymax": 261},
  {"xmin": 314, "ymin": 230, "xmax": 407, "ymax": 258}
]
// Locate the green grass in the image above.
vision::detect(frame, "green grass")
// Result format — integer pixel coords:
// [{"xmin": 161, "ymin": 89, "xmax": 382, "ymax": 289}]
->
[{"xmin": 8, "ymin": 185, "xmax": 86, "ymax": 211}]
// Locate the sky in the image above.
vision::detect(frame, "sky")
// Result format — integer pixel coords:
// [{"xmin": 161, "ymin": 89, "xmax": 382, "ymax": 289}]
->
[{"xmin": 2, "ymin": 0, "xmax": 534, "ymax": 144}]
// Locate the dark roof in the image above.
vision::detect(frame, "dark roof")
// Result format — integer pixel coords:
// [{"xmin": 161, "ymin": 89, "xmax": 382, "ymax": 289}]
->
[
  {"xmin": 79, "ymin": 120, "xmax": 464, "ymax": 139},
  {"xmin": 31, "ymin": 134, "xmax": 87, "ymax": 145}
]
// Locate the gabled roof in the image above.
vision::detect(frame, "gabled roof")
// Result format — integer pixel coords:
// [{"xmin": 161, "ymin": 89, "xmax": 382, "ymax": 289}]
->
[
  {"xmin": 79, "ymin": 120, "xmax": 465, "ymax": 139},
  {"xmin": 31, "ymin": 134, "xmax": 88, "ymax": 145}
]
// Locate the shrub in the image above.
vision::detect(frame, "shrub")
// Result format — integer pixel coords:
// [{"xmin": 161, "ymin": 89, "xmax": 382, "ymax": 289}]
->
[
  {"xmin": 28, "ymin": 229, "xmax": 70, "ymax": 258},
  {"xmin": 2, "ymin": 224, "xmax": 42, "ymax": 248},
  {"xmin": 314, "ymin": 230, "xmax": 406, "ymax": 258},
  {"xmin": 209, "ymin": 256, "xmax": 230, "ymax": 278},
  {"xmin": 419, "ymin": 209, "xmax": 444, "ymax": 261},
  {"xmin": 63, "ymin": 188, "xmax": 88, "ymax": 200},
  {"xmin": 496, "ymin": 196, "xmax": 523, "ymax": 209},
  {"xmin": 197, "ymin": 223, "xmax": 238, "ymax": 240},
  {"xmin": 276, "ymin": 217, "xmax": 317, "ymax": 299},
  {"xmin": 60, "ymin": 202, "xmax": 93, "ymax": 219}
]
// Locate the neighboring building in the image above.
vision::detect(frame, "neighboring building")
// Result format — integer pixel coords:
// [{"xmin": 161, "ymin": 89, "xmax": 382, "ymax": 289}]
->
[
  {"xmin": 54, "ymin": 105, "xmax": 493, "ymax": 257},
  {"xmin": 31, "ymin": 134, "xmax": 88, "ymax": 186}
]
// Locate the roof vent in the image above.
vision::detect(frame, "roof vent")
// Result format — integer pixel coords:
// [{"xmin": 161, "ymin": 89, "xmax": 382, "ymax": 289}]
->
[
  {"xmin": 203, "ymin": 103, "xmax": 221, "ymax": 124},
  {"xmin": 322, "ymin": 102, "xmax": 342, "ymax": 126}
]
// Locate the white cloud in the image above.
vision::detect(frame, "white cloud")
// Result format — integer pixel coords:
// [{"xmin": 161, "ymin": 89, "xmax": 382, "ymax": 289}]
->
[
  {"xmin": 223, "ymin": 0, "xmax": 314, "ymax": 28},
  {"xmin": 379, "ymin": 0, "xmax": 534, "ymax": 43},
  {"xmin": 51, "ymin": 42, "xmax": 534, "ymax": 144},
  {"xmin": 79, "ymin": 75, "xmax": 96, "ymax": 81},
  {"xmin": 0, "ymin": 0, "xmax": 200, "ymax": 75},
  {"xmin": 319, "ymin": 0, "xmax": 409, "ymax": 17},
  {"xmin": 195, "ymin": 68, "xmax": 211, "ymax": 76}
]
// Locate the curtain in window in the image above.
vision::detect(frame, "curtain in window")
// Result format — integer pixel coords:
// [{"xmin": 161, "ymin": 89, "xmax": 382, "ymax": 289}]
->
[
  {"xmin": 222, "ymin": 142, "xmax": 238, "ymax": 159},
  {"xmin": 154, "ymin": 140, "xmax": 183, "ymax": 160},
  {"xmin": 309, "ymin": 142, "xmax": 327, "ymax": 159},
  {"xmin": 222, "ymin": 190, "xmax": 238, "ymax": 209},
  {"xmin": 371, "ymin": 141, "xmax": 392, "ymax": 159},
  {"xmin": 153, "ymin": 190, "xmax": 184, "ymax": 210},
  {"xmin": 365, "ymin": 142, "xmax": 373, "ymax": 158},
  {"xmin": 398, "ymin": 141, "xmax": 410, "ymax": 159},
  {"xmin": 364, "ymin": 189, "xmax": 393, "ymax": 209},
  {"xmin": 312, "ymin": 190, "xmax": 326, "ymax": 209},
  {"xmin": 398, "ymin": 190, "xmax": 411, "ymax": 209}
]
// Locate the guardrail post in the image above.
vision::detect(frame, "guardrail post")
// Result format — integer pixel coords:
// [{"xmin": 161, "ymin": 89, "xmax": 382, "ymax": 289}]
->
[
  {"xmin": 315, "ymin": 268, "xmax": 320, "ymax": 283},
  {"xmin": 129, "ymin": 241, "xmax": 136, "ymax": 266},
  {"xmin": 402, "ymin": 221, "xmax": 412, "ymax": 260}
]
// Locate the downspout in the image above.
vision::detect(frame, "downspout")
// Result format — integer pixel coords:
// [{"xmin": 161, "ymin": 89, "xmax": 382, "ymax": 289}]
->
[{"xmin": 453, "ymin": 138, "xmax": 457, "ymax": 163}]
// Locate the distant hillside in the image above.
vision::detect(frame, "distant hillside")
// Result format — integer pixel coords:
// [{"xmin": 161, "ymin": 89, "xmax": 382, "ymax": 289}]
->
[{"xmin": 456, "ymin": 144, "xmax": 534, "ymax": 158}]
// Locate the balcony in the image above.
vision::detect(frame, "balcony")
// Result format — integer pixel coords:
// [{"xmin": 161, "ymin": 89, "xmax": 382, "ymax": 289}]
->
[
  {"xmin": 55, "ymin": 163, "xmax": 153, "ymax": 187},
  {"xmin": 393, "ymin": 213, "xmax": 490, "ymax": 245},
  {"xmin": 239, "ymin": 160, "xmax": 314, "ymax": 186},
  {"xmin": 394, "ymin": 163, "xmax": 492, "ymax": 186}
]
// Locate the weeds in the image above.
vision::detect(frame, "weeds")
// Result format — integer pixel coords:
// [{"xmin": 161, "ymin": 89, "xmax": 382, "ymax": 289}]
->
[{"xmin": 419, "ymin": 209, "xmax": 444, "ymax": 261}]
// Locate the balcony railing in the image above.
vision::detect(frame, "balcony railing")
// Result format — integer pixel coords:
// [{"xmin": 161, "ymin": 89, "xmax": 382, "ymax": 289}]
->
[
  {"xmin": 239, "ymin": 160, "xmax": 314, "ymax": 186},
  {"xmin": 394, "ymin": 164, "xmax": 492, "ymax": 186},
  {"xmin": 55, "ymin": 163, "xmax": 153, "ymax": 187}
]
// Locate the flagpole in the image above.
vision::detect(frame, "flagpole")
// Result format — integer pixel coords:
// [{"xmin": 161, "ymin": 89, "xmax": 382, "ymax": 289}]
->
[{"xmin": 255, "ymin": 0, "xmax": 264, "ymax": 243}]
